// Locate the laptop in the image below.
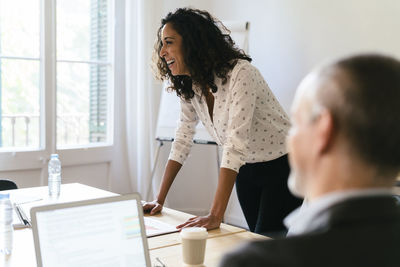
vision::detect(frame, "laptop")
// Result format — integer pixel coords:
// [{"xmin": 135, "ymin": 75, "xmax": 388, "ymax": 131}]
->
[{"xmin": 30, "ymin": 193, "xmax": 151, "ymax": 267}]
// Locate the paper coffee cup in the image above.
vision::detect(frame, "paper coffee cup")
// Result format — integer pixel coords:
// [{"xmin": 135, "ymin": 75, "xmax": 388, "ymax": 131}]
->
[{"xmin": 180, "ymin": 227, "xmax": 208, "ymax": 266}]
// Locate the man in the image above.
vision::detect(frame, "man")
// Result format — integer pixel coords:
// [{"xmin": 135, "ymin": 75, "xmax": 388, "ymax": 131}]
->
[{"xmin": 219, "ymin": 54, "xmax": 400, "ymax": 267}]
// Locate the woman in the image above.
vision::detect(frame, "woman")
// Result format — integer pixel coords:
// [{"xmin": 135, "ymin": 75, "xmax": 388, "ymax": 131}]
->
[{"xmin": 143, "ymin": 8, "xmax": 302, "ymax": 236}]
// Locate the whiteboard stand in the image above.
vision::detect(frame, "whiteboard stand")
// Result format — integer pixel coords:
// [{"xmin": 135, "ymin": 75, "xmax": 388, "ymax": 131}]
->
[
  {"xmin": 145, "ymin": 137, "xmax": 220, "ymax": 201},
  {"xmin": 145, "ymin": 138, "xmax": 165, "ymax": 201}
]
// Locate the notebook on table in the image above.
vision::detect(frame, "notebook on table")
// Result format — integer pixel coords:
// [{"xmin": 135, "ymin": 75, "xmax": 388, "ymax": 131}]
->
[{"xmin": 30, "ymin": 193, "xmax": 151, "ymax": 267}]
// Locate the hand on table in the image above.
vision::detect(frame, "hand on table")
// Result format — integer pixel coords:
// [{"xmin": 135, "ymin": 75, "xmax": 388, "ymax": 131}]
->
[
  {"xmin": 176, "ymin": 214, "xmax": 222, "ymax": 230},
  {"xmin": 142, "ymin": 200, "xmax": 163, "ymax": 215}
]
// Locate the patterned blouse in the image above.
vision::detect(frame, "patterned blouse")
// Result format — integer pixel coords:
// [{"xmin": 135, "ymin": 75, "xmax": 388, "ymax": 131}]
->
[{"xmin": 168, "ymin": 59, "xmax": 290, "ymax": 172}]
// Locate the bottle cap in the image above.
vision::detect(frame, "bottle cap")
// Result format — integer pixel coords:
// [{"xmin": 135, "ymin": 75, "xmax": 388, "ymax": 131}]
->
[
  {"xmin": 0, "ymin": 193, "xmax": 10, "ymax": 199},
  {"xmin": 51, "ymin": 154, "xmax": 59, "ymax": 158}
]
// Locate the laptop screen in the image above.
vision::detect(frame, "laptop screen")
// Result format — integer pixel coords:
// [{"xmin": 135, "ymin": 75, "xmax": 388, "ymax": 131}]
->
[{"xmin": 34, "ymin": 197, "xmax": 149, "ymax": 267}]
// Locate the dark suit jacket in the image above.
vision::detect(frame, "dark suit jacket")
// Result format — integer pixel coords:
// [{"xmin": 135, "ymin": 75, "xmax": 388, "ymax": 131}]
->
[{"xmin": 219, "ymin": 195, "xmax": 400, "ymax": 267}]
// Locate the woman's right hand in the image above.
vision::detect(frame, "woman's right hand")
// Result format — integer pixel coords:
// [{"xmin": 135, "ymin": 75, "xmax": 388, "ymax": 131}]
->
[
  {"xmin": 142, "ymin": 200, "xmax": 163, "ymax": 215},
  {"xmin": 143, "ymin": 160, "xmax": 182, "ymax": 215}
]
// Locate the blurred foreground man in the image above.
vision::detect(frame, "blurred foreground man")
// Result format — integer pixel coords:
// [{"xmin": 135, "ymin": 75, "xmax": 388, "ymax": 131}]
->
[{"xmin": 220, "ymin": 54, "xmax": 400, "ymax": 267}]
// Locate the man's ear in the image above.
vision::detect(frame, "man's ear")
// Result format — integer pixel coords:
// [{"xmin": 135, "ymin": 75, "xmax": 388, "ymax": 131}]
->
[{"xmin": 314, "ymin": 109, "xmax": 335, "ymax": 155}]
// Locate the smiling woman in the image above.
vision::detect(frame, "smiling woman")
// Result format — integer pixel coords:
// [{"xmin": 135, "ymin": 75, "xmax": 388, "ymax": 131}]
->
[
  {"xmin": 143, "ymin": 8, "xmax": 302, "ymax": 237},
  {"xmin": 154, "ymin": 8, "xmax": 251, "ymax": 100},
  {"xmin": 159, "ymin": 23, "xmax": 190, "ymax": 76}
]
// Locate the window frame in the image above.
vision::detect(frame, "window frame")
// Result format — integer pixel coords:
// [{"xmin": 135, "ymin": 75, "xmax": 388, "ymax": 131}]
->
[{"xmin": 0, "ymin": 0, "xmax": 115, "ymax": 171}]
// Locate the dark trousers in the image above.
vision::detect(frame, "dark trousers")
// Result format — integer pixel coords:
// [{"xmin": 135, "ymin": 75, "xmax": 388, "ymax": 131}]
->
[{"xmin": 235, "ymin": 154, "xmax": 303, "ymax": 237}]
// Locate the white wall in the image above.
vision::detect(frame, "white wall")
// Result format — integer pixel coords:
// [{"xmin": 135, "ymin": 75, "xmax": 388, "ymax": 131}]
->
[
  {"xmin": 152, "ymin": 0, "xmax": 400, "ymax": 229},
  {"xmin": 210, "ymin": 0, "xmax": 400, "ymax": 111}
]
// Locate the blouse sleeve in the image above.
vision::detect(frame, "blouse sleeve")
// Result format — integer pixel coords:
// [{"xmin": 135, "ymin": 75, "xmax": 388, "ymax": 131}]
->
[
  {"xmin": 168, "ymin": 97, "xmax": 198, "ymax": 165},
  {"xmin": 221, "ymin": 64, "xmax": 258, "ymax": 172}
]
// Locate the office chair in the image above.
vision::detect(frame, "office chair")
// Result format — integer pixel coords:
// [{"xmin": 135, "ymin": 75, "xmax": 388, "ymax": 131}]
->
[{"xmin": 0, "ymin": 179, "xmax": 18, "ymax": 191}]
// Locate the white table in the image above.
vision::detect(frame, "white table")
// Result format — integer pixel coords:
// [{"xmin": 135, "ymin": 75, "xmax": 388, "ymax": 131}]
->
[{"xmin": 1, "ymin": 183, "xmax": 267, "ymax": 267}]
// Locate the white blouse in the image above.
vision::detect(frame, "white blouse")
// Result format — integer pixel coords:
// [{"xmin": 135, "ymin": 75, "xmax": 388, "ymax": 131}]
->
[{"xmin": 168, "ymin": 59, "xmax": 290, "ymax": 172}]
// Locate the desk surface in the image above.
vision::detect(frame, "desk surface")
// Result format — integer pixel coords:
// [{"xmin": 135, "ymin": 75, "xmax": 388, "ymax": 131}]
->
[
  {"xmin": 146, "ymin": 207, "xmax": 247, "ymax": 250},
  {"xmin": 151, "ymin": 231, "xmax": 267, "ymax": 267},
  {"xmin": 1, "ymin": 183, "xmax": 266, "ymax": 267}
]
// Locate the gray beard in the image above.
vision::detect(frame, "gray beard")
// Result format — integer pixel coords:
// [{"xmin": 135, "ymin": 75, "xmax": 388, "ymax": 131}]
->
[{"xmin": 288, "ymin": 171, "xmax": 305, "ymax": 198}]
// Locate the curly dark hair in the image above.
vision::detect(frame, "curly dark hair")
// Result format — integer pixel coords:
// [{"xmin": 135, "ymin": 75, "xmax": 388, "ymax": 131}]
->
[{"xmin": 154, "ymin": 8, "xmax": 251, "ymax": 99}]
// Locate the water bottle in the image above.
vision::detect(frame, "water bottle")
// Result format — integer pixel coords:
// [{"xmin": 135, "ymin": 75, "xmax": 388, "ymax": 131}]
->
[
  {"xmin": 0, "ymin": 193, "xmax": 13, "ymax": 255},
  {"xmin": 48, "ymin": 154, "xmax": 62, "ymax": 197}
]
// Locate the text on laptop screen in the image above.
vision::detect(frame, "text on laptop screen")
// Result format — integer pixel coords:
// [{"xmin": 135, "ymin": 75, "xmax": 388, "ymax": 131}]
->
[{"xmin": 36, "ymin": 199, "xmax": 147, "ymax": 267}]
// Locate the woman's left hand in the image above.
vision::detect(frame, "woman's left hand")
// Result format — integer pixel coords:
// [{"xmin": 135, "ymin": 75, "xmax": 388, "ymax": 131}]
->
[{"xmin": 176, "ymin": 214, "xmax": 222, "ymax": 230}]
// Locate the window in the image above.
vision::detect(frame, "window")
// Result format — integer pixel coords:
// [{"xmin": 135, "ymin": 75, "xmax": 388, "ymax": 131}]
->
[
  {"xmin": 0, "ymin": 0, "xmax": 113, "ymax": 152},
  {"xmin": 0, "ymin": 0, "xmax": 114, "ymax": 171},
  {"xmin": 0, "ymin": 0, "xmax": 41, "ymax": 149},
  {"xmin": 56, "ymin": 0, "xmax": 112, "ymax": 148}
]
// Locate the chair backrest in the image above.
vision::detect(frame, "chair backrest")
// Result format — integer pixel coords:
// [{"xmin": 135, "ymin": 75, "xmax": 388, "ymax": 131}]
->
[{"xmin": 0, "ymin": 179, "xmax": 18, "ymax": 191}]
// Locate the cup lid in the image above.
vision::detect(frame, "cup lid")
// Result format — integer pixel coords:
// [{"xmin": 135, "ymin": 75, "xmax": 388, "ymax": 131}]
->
[{"xmin": 180, "ymin": 227, "xmax": 208, "ymax": 239}]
